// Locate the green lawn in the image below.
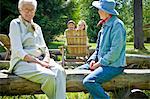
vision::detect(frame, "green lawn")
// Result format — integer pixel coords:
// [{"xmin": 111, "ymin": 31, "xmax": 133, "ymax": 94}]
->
[
  {"xmin": 0, "ymin": 93, "xmax": 90, "ymax": 99},
  {"xmin": 48, "ymin": 42, "xmax": 64, "ymax": 49},
  {"xmin": 1, "ymin": 42, "xmax": 149, "ymax": 55},
  {"xmin": 48, "ymin": 42, "xmax": 150, "ymax": 55},
  {"xmin": 126, "ymin": 42, "xmax": 150, "ymax": 55}
]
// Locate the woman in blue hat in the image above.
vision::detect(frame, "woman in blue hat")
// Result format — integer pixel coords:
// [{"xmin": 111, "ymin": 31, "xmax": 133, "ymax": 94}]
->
[{"xmin": 76, "ymin": 0, "xmax": 126, "ymax": 98}]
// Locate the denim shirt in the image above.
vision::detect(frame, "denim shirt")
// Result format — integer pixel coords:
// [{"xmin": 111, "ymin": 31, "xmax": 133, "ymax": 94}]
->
[{"xmin": 88, "ymin": 16, "xmax": 126, "ymax": 67}]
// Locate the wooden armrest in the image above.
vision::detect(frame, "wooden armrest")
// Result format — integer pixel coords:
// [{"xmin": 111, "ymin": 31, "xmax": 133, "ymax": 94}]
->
[{"xmin": 58, "ymin": 45, "xmax": 67, "ymax": 49}]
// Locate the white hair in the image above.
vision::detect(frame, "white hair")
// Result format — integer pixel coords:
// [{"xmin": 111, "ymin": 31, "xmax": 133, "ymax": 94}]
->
[{"xmin": 18, "ymin": 0, "xmax": 37, "ymax": 10}]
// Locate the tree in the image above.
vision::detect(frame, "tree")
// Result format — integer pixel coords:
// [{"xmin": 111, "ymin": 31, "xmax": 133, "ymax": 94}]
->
[
  {"xmin": 133, "ymin": 0, "xmax": 145, "ymax": 50},
  {"xmin": 1, "ymin": 0, "xmax": 150, "ymax": 44}
]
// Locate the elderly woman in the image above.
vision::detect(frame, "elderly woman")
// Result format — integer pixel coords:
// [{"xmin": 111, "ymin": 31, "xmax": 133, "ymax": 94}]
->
[
  {"xmin": 77, "ymin": 0, "xmax": 126, "ymax": 99},
  {"xmin": 8, "ymin": 0, "xmax": 66, "ymax": 99}
]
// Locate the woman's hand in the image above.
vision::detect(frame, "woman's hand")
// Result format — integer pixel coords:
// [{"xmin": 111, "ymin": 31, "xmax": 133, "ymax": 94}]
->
[
  {"xmin": 38, "ymin": 60, "xmax": 50, "ymax": 68},
  {"xmin": 42, "ymin": 58, "xmax": 56, "ymax": 68},
  {"xmin": 89, "ymin": 60, "xmax": 96, "ymax": 68},
  {"xmin": 90, "ymin": 60, "xmax": 101, "ymax": 71},
  {"xmin": 24, "ymin": 54, "xmax": 50, "ymax": 68}
]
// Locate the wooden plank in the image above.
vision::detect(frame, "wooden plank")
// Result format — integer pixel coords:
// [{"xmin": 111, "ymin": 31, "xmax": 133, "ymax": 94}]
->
[
  {"xmin": 126, "ymin": 54, "xmax": 150, "ymax": 63},
  {"xmin": 123, "ymin": 69, "xmax": 150, "ymax": 74},
  {"xmin": 1, "ymin": 53, "xmax": 150, "ymax": 69},
  {"xmin": 0, "ymin": 69, "xmax": 149, "ymax": 95},
  {"xmin": 49, "ymin": 49, "xmax": 150, "ymax": 66},
  {"xmin": 64, "ymin": 59, "xmax": 85, "ymax": 62}
]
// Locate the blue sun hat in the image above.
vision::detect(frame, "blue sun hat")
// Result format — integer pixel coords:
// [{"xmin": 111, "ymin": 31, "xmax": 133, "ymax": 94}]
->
[{"xmin": 92, "ymin": 0, "xmax": 119, "ymax": 15}]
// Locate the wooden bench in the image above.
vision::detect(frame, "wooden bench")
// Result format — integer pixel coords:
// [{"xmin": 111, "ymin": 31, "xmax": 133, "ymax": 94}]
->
[
  {"xmin": 50, "ymin": 50, "xmax": 150, "ymax": 68},
  {"xmin": 0, "ymin": 53, "xmax": 149, "ymax": 98},
  {"xmin": 143, "ymin": 23, "xmax": 150, "ymax": 42},
  {"xmin": 0, "ymin": 69, "xmax": 150, "ymax": 98}
]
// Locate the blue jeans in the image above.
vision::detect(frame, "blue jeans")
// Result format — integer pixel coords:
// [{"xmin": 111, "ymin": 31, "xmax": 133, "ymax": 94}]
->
[{"xmin": 77, "ymin": 63, "xmax": 124, "ymax": 99}]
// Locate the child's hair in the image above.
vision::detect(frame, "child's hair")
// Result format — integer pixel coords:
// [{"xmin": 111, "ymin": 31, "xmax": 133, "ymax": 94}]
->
[
  {"xmin": 77, "ymin": 20, "xmax": 87, "ymax": 31},
  {"xmin": 67, "ymin": 20, "xmax": 75, "ymax": 26}
]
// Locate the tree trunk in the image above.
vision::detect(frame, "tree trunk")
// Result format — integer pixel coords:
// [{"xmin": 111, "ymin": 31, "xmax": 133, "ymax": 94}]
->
[
  {"xmin": 134, "ymin": 0, "xmax": 145, "ymax": 49},
  {"xmin": 0, "ymin": 69, "xmax": 149, "ymax": 95}
]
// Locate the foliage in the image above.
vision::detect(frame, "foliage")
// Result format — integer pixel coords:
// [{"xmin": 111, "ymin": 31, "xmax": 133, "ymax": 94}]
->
[
  {"xmin": 0, "ymin": 45, "xmax": 6, "ymax": 52},
  {"xmin": 63, "ymin": 0, "xmax": 150, "ymax": 42},
  {"xmin": 117, "ymin": 0, "xmax": 134, "ymax": 42},
  {"xmin": 0, "ymin": 0, "xmax": 76, "ymax": 44},
  {"xmin": 1, "ymin": 0, "xmax": 150, "ymax": 44},
  {"xmin": 35, "ymin": 0, "xmax": 71, "ymax": 44},
  {"xmin": 143, "ymin": 0, "xmax": 150, "ymax": 25},
  {"xmin": 0, "ymin": 0, "xmax": 18, "ymax": 34},
  {"xmin": 76, "ymin": 0, "xmax": 100, "ymax": 42}
]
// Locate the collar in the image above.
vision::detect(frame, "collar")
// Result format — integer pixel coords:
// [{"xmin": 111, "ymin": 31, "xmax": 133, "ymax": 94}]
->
[
  {"xmin": 19, "ymin": 15, "xmax": 36, "ymax": 32},
  {"xmin": 104, "ymin": 15, "xmax": 117, "ymax": 26},
  {"xmin": 97, "ymin": 15, "xmax": 112, "ymax": 26},
  {"xmin": 97, "ymin": 15, "xmax": 117, "ymax": 27},
  {"xmin": 19, "ymin": 16, "xmax": 34, "ymax": 26}
]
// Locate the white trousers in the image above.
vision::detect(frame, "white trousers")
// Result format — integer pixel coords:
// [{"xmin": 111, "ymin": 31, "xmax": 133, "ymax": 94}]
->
[{"xmin": 13, "ymin": 59, "xmax": 66, "ymax": 99}]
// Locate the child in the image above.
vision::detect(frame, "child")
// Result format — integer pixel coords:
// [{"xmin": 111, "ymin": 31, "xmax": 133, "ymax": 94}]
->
[
  {"xmin": 77, "ymin": 20, "xmax": 89, "ymax": 45},
  {"xmin": 64, "ymin": 20, "xmax": 76, "ymax": 45},
  {"xmin": 66, "ymin": 20, "xmax": 76, "ymax": 30},
  {"xmin": 77, "ymin": 20, "xmax": 87, "ymax": 31}
]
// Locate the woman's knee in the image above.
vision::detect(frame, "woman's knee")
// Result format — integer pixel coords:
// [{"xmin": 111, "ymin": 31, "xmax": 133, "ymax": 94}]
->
[
  {"xmin": 38, "ymin": 71, "xmax": 56, "ymax": 83},
  {"xmin": 56, "ymin": 65, "xmax": 66, "ymax": 75},
  {"xmin": 83, "ymin": 78, "xmax": 88, "ymax": 86},
  {"xmin": 83, "ymin": 77, "xmax": 93, "ymax": 87}
]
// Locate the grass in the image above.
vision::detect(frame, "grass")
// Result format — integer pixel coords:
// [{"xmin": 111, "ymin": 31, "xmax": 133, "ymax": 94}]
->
[
  {"xmin": 1, "ymin": 42, "xmax": 149, "ymax": 55},
  {"xmin": 0, "ymin": 93, "xmax": 90, "ymax": 99},
  {"xmin": 48, "ymin": 42, "xmax": 64, "ymax": 49},
  {"xmin": 48, "ymin": 42, "xmax": 150, "ymax": 55},
  {"xmin": 126, "ymin": 42, "xmax": 150, "ymax": 55}
]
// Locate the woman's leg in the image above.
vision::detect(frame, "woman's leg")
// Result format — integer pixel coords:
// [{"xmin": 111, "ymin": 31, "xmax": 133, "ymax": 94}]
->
[
  {"xmin": 83, "ymin": 66, "xmax": 124, "ymax": 99},
  {"xmin": 75, "ymin": 63, "xmax": 90, "ymax": 70},
  {"xmin": 49, "ymin": 61, "xmax": 66, "ymax": 99},
  {"xmin": 13, "ymin": 61, "xmax": 66, "ymax": 99}
]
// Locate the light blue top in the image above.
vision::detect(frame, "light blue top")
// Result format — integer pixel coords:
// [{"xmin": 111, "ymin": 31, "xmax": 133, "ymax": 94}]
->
[
  {"xmin": 88, "ymin": 16, "xmax": 126, "ymax": 67},
  {"xmin": 8, "ymin": 18, "xmax": 49, "ymax": 73}
]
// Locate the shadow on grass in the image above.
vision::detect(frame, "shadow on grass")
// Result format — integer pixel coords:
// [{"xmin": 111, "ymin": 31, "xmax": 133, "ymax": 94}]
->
[
  {"xmin": 48, "ymin": 42, "xmax": 64, "ymax": 49},
  {"xmin": 126, "ymin": 49, "xmax": 150, "ymax": 55}
]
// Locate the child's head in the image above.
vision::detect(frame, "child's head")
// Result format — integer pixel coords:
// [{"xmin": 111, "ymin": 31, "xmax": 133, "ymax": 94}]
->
[
  {"xmin": 67, "ymin": 20, "xmax": 76, "ymax": 30},
  {"xmin": 77, "ymin": 20, "xmax": 87, "ymax": 31}
]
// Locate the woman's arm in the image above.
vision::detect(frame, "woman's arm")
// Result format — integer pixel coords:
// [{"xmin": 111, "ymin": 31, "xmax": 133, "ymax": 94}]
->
[
  {"xmin": 24, "ymin": 54, "xmax": 50, "ymax": 68},
  {"xmin": 97, "ymin": 23, "xmax": 126, "ymax": 66},
  {"xmin": 38, "ymin": 26, "xmax": 51, "ymax": 63},
  {"xmin": 9, "ymin": 19, "xmax": 28, "ymax": 60}
]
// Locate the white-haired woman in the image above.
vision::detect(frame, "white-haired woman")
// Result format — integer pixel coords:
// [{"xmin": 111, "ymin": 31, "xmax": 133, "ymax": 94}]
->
[{"xmin": 8, "ymin": 0, "xmax": 66, "ymax": 99}]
